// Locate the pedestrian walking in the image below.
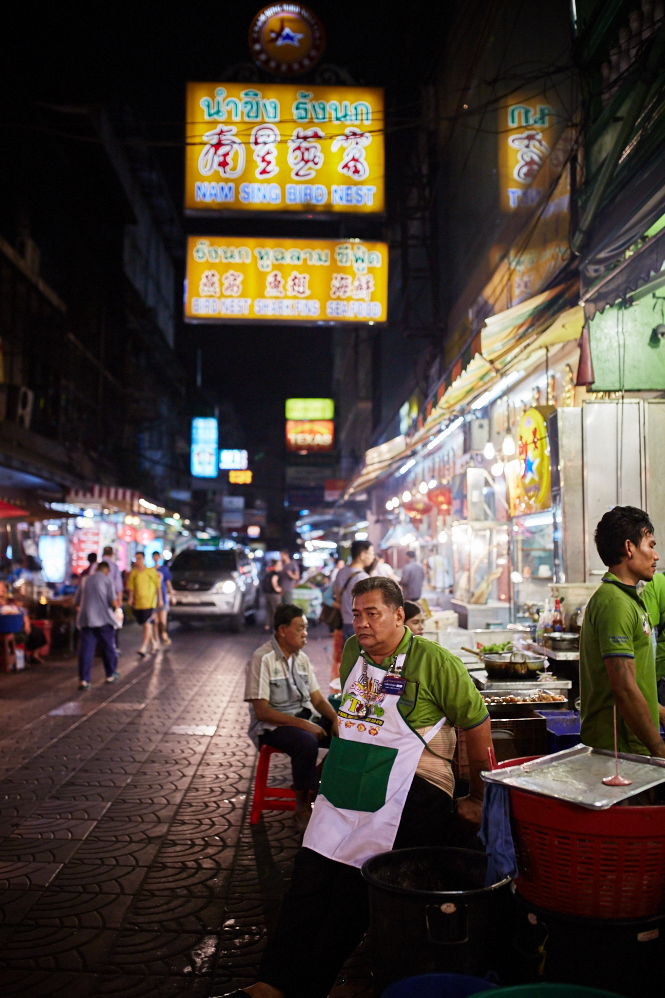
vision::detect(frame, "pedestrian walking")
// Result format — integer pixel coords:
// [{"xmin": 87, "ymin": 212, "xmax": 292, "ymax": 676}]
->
[
  {"xmin": 126, "ymin": 551, "xmax": 162, "ymax": 656},
  {"xmin": 152, "ymin": 551, "xmax": 173, "ymax": 646},
  {"xmin": 75, "ymin": 561, "xmax": 119, "ymax": 691},
  {"xmin": 278, "ymin": 549, "xmax": 299, "ymax": 603},
  {"xmin": 80, "ymin": 552, "xmax": 98, "ymax": 579},
  {"xmin": 369, "ymin": 553, "xmax": 397, "ymax": 580},
  {"xmin": 333, "ymin": 539, "xmax": 374, "ymax": 643},
  {"xmin": 261, "ymin": 559, "xmax": 282, "ymax": 632},
  {"xmin": 400, "ymin": 549, "xmax": 425, "ymax": 600}
]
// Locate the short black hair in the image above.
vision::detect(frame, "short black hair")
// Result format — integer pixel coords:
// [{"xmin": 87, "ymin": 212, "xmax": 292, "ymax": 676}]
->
[
  {"xmin": 273, "ymin": 603, "xmax": 305, "ymax": 632},
  {"xmin": 98, "ymin": 561, "xmax": 110, "ymax": 571},
  {"xmin": 406, "ymin": 550, "xmax": 416, "ymax": 559},
  {"xmin": 351, "ymin": 576, "xmax": 404, "ymax": 610},
  {"xmin": 87, "ymin": 552, "xmax": 97, "ymax": 563},
  {"xmin": 404, "ymin": 601, "xmax": 422, "ymax": 622},
  {"xmin": 350, "ymin": 539, "xmax": 372, "ymax": 560},
  {"xmin": 594, "ymin": 506, "xmax": 654, "ymax": 567},
  {"xmin": 103, "ymin": 546, "xmax": 114, "ymax": 556}
]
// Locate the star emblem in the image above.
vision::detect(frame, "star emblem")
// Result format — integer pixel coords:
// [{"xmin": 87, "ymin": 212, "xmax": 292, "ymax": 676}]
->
[
  {"xmin": 523, "ymin": 453, "xmax": 540, "ymax": 484},
  {"xmin": 274, "ymin": 26, "xmax": 304, "ymax": 46}
]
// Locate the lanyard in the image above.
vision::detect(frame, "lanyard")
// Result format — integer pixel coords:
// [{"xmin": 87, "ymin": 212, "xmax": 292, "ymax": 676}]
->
[{"xmin": 356, "ymin": 632, "xmax": 414, "ymax": 718}]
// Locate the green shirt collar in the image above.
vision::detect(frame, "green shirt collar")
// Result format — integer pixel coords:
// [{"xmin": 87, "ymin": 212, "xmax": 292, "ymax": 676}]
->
[
  {"xmin": 358, "ymin": 626, "xmax": 413, "ymax": 670},
  {"xmin": 602, "ymin": 571, "xmax": 647, "ymax": 606}
]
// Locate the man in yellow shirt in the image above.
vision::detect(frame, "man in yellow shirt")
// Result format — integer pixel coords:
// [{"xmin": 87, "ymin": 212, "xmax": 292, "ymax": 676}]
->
[{"xmin": 126, "ymin": 551, "xmax": 162, "ymax": 656}]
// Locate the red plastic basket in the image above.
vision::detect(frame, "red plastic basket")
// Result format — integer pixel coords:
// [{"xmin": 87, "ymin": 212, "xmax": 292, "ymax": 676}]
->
[{"xmin": 495, "ymin": 756, "xmax": 665, "ymax": 919}]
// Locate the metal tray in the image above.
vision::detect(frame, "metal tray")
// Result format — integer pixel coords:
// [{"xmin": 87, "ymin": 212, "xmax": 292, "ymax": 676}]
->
[
  {"xmin": 479, "ymin": 678, "xmax": 572, "ymax": 691},
  {"xmin": 482, "ymin": 744, "xmax": 665, "ymax": 809}
]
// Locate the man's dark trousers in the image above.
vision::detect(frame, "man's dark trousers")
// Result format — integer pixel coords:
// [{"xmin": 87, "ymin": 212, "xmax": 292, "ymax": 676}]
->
[
  {"xmin": 258, "ymin": 713, "xmax": 333, "ymax": 793},
  {"xmin": 78, "ymin": 624, "xmax": 117, "ymax": 683},
  {"xmin": 257, "ymin": 775, "xmax": 455, "ymax": 998}
]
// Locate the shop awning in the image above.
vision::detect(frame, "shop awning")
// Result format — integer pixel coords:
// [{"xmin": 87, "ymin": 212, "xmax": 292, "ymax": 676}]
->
[
  {"xmin": 0, "ymin": 499, "xmax": 29, "ymax": 518},
  {"xmin": 66, "ymin": 485, "xmax": 142, "ymax": 513},
  {"xmin": 343, "ymin": 435, "xmax": 409, "ymax": 498},
  {"xmin": 581, "ymin": 227, "xmax": 665, "ymax": 319}
]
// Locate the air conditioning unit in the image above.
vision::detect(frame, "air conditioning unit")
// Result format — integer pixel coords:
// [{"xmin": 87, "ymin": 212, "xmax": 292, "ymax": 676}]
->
[
  {"xmin": 6, "ymin": 386, "xmax": 34, "ymax": 429},
  {"xmin": 464, "ymin": 417, "xmax": 489, "ymax": 453}
]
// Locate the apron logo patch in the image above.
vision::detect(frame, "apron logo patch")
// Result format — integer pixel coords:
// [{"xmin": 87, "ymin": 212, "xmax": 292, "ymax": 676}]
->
[
  {"xmin": 643, "ymin": 615, "xmax": 651, "ymax": 637},
  {"xmin": 339, "ymin": 675, "xmax": 387, "ymax": 726}
]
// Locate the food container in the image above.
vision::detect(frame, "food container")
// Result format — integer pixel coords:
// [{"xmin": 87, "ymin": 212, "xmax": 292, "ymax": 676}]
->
[
  {"xmin": 544, "ymin": 632, "xmax": 579, "ymax": 651},
  {"xmin": 482, "ymin": 652, "xmax": 547, "ymax": 679}
]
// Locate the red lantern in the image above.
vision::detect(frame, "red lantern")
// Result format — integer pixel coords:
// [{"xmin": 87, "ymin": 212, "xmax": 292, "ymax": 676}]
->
[
  {"xmin": 118, "ymin": 524, "xmax": 136, "ymax": 543},
  {"xmin": 427, "ymin": 486, "xmax": 452, "ymax": 512},
  {"xmin": 402, "ymin": 497, "xmax": 433, "ymax": 520},
  {"xmin": 136, "ymin": 528, "xmax": 155, "ymax": 545}
]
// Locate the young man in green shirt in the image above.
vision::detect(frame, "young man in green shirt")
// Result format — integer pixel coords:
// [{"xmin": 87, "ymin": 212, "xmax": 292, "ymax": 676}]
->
[{"xmin": 580, "ymin": 505, "xmax": 665, "ymax": 757}]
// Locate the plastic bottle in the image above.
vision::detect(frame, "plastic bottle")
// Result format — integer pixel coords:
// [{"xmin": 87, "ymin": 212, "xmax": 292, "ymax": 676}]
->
[
  {"xmin": 540, "ymin": 599, "xmax": 553, "ymax": 640},
  {"xmin": 550, "ymin": 598, "xmax": 563, "ymax": 632},
  {"xmin": 535, "ymin": 603, "xmax": 547, "ymax": 644}
]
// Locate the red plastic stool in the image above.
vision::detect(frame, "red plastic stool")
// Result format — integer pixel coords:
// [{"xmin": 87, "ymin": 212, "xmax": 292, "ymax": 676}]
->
[{"xmin": 250, "ymin": 745, "xmax": 297, "ymax": 825}]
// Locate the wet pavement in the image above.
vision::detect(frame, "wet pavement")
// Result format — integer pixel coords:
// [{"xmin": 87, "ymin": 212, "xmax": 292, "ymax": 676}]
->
[{"xmin": 0, "ymin": 623, "xmax": 371, "ymax": 998}]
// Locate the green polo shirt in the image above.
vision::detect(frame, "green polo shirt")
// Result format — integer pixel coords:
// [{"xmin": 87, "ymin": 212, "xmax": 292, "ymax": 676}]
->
[
  {"xmin": 580, "ymin": 572, "xmax": 658, "ymax": 755},
  {"xmin": 642, "ymin": 571, "xmax": 665, "ymax": 681},
  {"xmin": 340, "ymin": 629, "xmax": 488, "ymax": 731}
]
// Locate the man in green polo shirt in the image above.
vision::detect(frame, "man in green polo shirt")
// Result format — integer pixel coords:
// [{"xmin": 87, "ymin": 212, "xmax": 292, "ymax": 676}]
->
[
  {"xmin": 214, "ymin": 577, "xmax": 491, "ymax": 998},
  {"xmin": 580, "ymin": 505, "xmax": 665, "ymax": 758}
]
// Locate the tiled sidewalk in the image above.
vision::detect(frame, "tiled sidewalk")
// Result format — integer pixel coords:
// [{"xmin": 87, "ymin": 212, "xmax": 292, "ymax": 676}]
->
[{"xmin": 0, "ymin": 624, "xmax": 371, "ymax": 997}]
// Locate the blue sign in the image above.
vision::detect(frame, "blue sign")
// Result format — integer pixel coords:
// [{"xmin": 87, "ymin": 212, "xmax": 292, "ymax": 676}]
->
[{"xmin": 191, "ymin": 418, "xmax": 218, "ymax": 478}]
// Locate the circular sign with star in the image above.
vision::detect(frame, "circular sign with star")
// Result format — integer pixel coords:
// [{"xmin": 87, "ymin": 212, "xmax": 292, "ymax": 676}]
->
[
  {"xmin": 249, "ymin": 3, "xmax": 326, "ymax": 76},
  {"xmin": 517, "ymin": 407, "xmax": 551, "ymax": 512}
]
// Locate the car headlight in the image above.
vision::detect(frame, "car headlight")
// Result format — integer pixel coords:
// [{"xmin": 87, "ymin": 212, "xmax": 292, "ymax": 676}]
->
[{"xmin": 212, "ymin": 580, "xmax": 237, "ymax": 594}]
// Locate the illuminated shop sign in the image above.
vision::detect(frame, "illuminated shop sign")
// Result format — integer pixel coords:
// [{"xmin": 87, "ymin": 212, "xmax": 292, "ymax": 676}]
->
[
  {"xmin": 498, "ymin": 92, "xmax": 564, "ymax": 212},
  {"xmin": 185, "ymin": 83, "xmax": 384, "ymax": 214},
  {"xmin": 286, "ymin": 419, "xmax": 334, "ymax": 452},
  {"xmin": 249, "ymin": 4, "xmax": 325, "ymax": 76},
  {"xmin": 191, "ymin": 418, "xmax": 218, "ymax": 478},
  {"xmin": 185, "ymin": 236, "xmax": 388, "ymax": 325},
  {"xmin": 285, "ymin": 398, "xmax": 334, "ymax": 420},
  {"xmin": 229, "ymin": 470, "xmax": 253, "ymax": 484},
  {"xmin": 219, "ymin": 449, "xmax": 248, "ymax": 470}
]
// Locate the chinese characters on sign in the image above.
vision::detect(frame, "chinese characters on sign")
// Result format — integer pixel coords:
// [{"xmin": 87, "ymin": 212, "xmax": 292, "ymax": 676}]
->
[
  {"xmin": 498, "ymin": 94, "xmax": 564, "ymax": 212},
  {"xmin": 229, "ymin": 470, "xmax": 253, "ymax": 484},
  {"xmin": 286, "ymin": 420, "xmax": 334, "ymax": 453},
  {"xmin": 505, "ymin": 407, "xmax": 552, "ymax": 514},
  {"xmin": 185, "ymin": 236, "xmax": 388, "ymax": 325},
  {"xmin": 219, "ymin": 449, "xmax": 249, "ymax": 470},
  {"xmin": 185, "ymin": 83, "xmax": 384, "ymax": 214}
]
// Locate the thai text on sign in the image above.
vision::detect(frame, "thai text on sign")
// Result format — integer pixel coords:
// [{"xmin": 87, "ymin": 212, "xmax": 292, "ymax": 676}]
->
[
  {"xmin": 498, "ymin": 93, "xmax": 564, "ymax": 212},
  {"xmin": 185, "ymin": 236, "xmax": 388, "ymax": 325},
  {"xmin": 185, "ymin": 83, "xmax": 384, "ymax": 213}
]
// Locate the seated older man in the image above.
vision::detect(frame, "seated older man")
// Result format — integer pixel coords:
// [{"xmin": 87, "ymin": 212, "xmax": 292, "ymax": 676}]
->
[
  {"xmin": 220, "ymin": 577, "xmax": 491, "ymax": 998},
  {"xmin": 245, "ymin": 603, "xmax": 339, "ymax": 830}
]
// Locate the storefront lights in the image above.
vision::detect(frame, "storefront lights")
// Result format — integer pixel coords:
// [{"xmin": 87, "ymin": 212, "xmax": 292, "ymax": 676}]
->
[
  {"xmin": 438, "ymin": 530, "xmax": 448, "ymax": 543},
  {"xmin": 428, "ymin": 479, "xmax": 437, "ymax": 489},
  {"xmin": 402, "ymin": 490, "xmax": 412, "ymax": 502},
  {"xmin": 355, "ymin": 531, "xmax": 368, "ymax": 540},
  {"xmin": 391, "ymin": 497, "xmax": 399, "ymax": 507},
  {"xmin": 483, "ymin": 442, "xmax": 495, "ymax": 460},
  {"xmin": 418, "ymin": 481, "xmax": 428, "ymax": 494},
  {"xmin": 491, "ymin": 461, "xmax": 505, "ymax": 477},
  {"xmin": 471, "ymin": 370, "xmax": 525, "ymax": 410},
  {"xmin": 385, "ymin": 500, "xmax": 393, "ymax": 511},
  {"xmin": 502, "ymin": 435, "xmax": 516, "ymax": 456}
]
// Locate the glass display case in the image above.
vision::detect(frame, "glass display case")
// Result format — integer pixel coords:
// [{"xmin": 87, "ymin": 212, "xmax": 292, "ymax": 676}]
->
[{"xmin": 510, "ymin": 510, "xmax": 556, "ymax": 613}]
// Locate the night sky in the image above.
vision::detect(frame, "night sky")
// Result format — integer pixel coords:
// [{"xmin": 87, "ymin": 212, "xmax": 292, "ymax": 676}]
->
[{"xmin": 3, "ymin": 0, "xmax": 442, "ymax": 449}]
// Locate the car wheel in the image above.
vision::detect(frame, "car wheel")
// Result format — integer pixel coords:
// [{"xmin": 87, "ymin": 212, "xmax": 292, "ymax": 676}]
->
[{"xmin": 229, "ymin": 613, "xmax": 244, "ymax": 633}]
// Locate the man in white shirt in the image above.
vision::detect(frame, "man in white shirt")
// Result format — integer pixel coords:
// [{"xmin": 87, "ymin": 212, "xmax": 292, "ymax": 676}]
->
[
  {"xmin": 245, "ymin": 604, "xmax": 339, "ymax": 830},
  {"xmin": 334, "ymin": 540, "xmax": 375, "ymax": 643}
]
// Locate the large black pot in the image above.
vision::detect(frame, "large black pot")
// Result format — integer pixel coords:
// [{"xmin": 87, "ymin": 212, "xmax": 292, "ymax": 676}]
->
[{"xmin": 361, "ymin": 847, "xmax": 512, "ymax": 996}]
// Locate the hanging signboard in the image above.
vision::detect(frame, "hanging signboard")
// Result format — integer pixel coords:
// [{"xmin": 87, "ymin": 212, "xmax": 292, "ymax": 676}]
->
[
  {"xmin": 185, "ymin": 82, "xmax": 384, "ymax": 214},
  {"xmin": 191, "ymin": 418, "xmax": 218, "ymax": 478},
  {"xmin": 249, "ymin": 4, "xmax": 325, "ymax": 76},
  {"xmin": 498, "ymin": 91, "xmax": 565, "ymax": 213},
  {"xmin": 286, "ymin": 419, "xmax": 334, "ymax": 452},
  {"xmin": 506, "ymin": 407, "xmax": 552, "ymax": 515},
  {"xmin": 285, "ymin": 398, "xmax": 334, "ymax": 420},
  {"xmin": 185, "ymin": 235, "xmax": 388, "ymax": 325}
]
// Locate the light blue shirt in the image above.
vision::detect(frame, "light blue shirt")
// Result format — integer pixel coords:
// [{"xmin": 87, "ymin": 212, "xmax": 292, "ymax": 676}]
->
[{"xmin": 104, "ymin": 558, "xmax": 123, "ymax": 596}]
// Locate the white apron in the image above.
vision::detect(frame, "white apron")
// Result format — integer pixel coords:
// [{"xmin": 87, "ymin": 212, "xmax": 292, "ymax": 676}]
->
[{"xmin": 303, "ymin": 643, "xmax": 446, "ymax": 868}]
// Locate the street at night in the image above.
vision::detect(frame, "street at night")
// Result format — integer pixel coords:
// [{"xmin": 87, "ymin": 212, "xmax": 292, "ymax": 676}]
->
[{"xmin": 3, "ymin": 1, "xmax": 665, "ymax": 996}]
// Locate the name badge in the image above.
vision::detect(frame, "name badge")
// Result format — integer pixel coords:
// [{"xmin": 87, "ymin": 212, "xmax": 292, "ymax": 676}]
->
[{"xmin": 382, "ymin": 675, "xmax": 406, "ymax": 695}]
